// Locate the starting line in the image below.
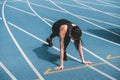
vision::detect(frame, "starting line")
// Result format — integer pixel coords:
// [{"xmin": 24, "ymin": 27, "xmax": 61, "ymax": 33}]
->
[{"xmin": 44, "ymin": 54, "xmax": 120, "ymax": 75}]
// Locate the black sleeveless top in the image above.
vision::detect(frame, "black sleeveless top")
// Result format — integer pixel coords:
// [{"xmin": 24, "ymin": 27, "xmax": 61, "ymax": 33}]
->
[{"xmin": 52, "ymin": 19, "xmax": 73, "ymax": 36}]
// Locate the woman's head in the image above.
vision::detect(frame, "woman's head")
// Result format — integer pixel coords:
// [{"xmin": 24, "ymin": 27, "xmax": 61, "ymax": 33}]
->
[{"xmin": 70, "ymin": 26, "xmax": 82, "ymax": 40}]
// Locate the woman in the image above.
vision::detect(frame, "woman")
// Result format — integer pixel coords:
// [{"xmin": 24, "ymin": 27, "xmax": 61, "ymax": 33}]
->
[{"xmin": 46, "ymin": 19, "xmax": 92, "ymax": 71}]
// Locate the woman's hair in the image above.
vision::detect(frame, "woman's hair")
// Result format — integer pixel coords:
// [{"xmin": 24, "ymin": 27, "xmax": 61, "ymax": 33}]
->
[
  {"xmin": 70, "ymin": 26, "xmax": 82, "ymax": 50},
  {"xmin": 70, "ymin": 26, "xmax": 82, "ymax": 40}
]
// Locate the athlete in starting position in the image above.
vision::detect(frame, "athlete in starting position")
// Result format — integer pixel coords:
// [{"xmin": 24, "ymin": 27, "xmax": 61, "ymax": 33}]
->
[{"xmin": 46, "ymin": 19, "xmax": 92, "ymax": 71}]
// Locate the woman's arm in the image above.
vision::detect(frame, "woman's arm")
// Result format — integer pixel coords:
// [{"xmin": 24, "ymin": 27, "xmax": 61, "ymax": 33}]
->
[
  {"xmin": 78, "ymin": 41, "xmax": 92, "ymax": 64},
  {"xmin": 54, "ymin": 25, "xmax": 68, "ymax": 71}
]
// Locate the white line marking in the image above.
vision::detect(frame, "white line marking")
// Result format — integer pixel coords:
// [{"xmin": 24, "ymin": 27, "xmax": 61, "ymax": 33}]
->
[
  {"xmin": 96, "ymin": 0, "xmax": 120, "ymax": 8},
  {"xmin": 1, "ymin": 14, "xmax": 120, "ymax": 47},
  {"xmin": 76, "ymin": 15, "xmax": 120, "ymax": 28},
  {"xmin": 44, "ymin": 17, "xmax": 120, "ymax": 74},
  {"xmin": 5, "ymin": 3, "xmax": 36, "ymax": 16},
  {"xmin": 2, "ymin": 0, "xmax": 44, "ymax": 80},
  {"xmin": 8, "ymin": 21, "xmax": 117, "ymax": 80},
  {"xmin": 0, "ymin": 61, "xmax": 17, "ymax": 80},
  {"xmin": 48, "ymin": 0, "xmax": 120, "ymax": 37},
  {"xmin": 52, "ymin": 0, "xmax": 120, "ymax": 18},
  {"xmin": 1, "ymin": 1, "xmax": 120, "ymax": 29},
  {"xmin": 20, "ymin": 1, "xmax": 117, "ymax": 78},
  {"xmin": 43, "ymin": 18, "xmax": 120, "ymax": 47},
  {"xmin": 1, "ymin": 0, "xmax": 120, "ymax": 71},
  {"xmin": 77, "ymin": 0, "xmax": 120, "ymax": 8},
  {"xmin": 83, "ymin": 47, "xmax": 120, "ymax": 71},
  {"xmin": 27, "ymin": 1, "xmax": 65, "ymax": 13},
  {"xmin": 73, "ymin": 0, "xmax": 120, "ymax": 19},
  {"xmin": 27, "ymin": 1, "xmax": 120, "ymax": 28},
  {"xmin": 48, "ymin": 0, "xmax": 120, "ymax": 71},
  {"xmin": 26, "ymin": 0, "xmax": 51, "ymax": 27},
  {"xmin": 8, "ymin": 0, "xmax": 120, "ymax": 19},
  {"xmin": 103, "ymin": 0, "xmax": 120, "ymax": 3},
  {"xmin": 82, "ymin": 31, "xmax": 120, "ymax": 47},
  {"xmin": 1, "ymin": 0, "xmax": 120, "ymax": 17},
  {"xmin": 0, "ymin": 3, "xmax": 120, "ymax": 47},
  {"xmin": 45, "ymin": 0, "xmax": 120, "ymax": 17},
  {"xmin": 13, "ymin": 0, "xmax": 24, "ymax": 1},
  {"xmin": 45, "ymin": 0, "xmax": 92, "ymax": 11},
  {"xmin": 1, "ymin": 0, "xmax": 119, "ymax": 79}
]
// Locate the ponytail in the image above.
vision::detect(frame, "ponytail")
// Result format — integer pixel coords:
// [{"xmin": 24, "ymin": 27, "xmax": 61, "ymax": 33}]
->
[
  {"xmin": 74, "ymin": 39, "xmax": 80, "ymax": 50},
  {"xmin": 74, "ymin": 39, "xmax": 83, "ymax": 50}
]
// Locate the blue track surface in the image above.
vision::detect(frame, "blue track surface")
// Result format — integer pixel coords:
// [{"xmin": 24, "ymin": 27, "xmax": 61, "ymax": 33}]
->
[{"xmin": 0, "ymin": 0, "xmax": 120, "ymax": 80}]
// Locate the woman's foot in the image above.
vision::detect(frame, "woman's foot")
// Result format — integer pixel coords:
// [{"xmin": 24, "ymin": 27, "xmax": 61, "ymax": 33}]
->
[{"xmin": 46, "ymin": 38, "xmax": 53, "ymax": 47}]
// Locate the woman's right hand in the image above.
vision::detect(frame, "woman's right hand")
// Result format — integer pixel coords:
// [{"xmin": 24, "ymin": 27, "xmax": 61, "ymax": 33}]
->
[
  {"xmin": 54, "ymin": 65, "xmax": 64, "ymax": 71},
  {"xmin": 82, "ymin": 61, "xmax": 92, "ymax": 65}
]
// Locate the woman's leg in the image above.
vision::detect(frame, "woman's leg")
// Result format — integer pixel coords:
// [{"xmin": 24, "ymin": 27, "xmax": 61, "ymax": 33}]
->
[
  {"xmin": 64, "ymin": 36, "xmax": 70, "ymax": 61},
  {"xmin": 46, "ymin": 32, "xmax": 56, "ymax": 47}
]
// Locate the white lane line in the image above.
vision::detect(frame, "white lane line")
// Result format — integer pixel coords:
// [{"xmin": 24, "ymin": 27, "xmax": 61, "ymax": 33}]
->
[
  {"xmin": 83, "ymin": 47, "xmax": 120, "ymax": 71},
  {"xmin": 12, "ymin": 0, "xmax": 24, "ymax": 1},
  {"xmin": 26, "ymin": 0, "xmax": 120, "ymax": 28},
  {"xmin": 1, "ymin": 0, "xmax": 120, "ymax": 46},
  {"xmin": 96, "ymin": 0, "xmax": 120, "ymax": 8},
  {"xmin": 82, "ymin": 31, "xmax": 120, "ymax": 47},
  {"xmin": 48, "ymin": 0, "xmax": 120, "ymax": 71},
  {"xmin": 0, "ymin": 61, "xmax": 17, "ymax": 80},
  {"xmin": 76, "ymin": 15, "xmax": 120, "ymax": 28},
  {"xmin": 102, "ymin": 0, "xmax": 120, "ymax": 3},
  {"xmin": 1, "ymin": 14, "xmax": 120, "ymax": 47},
  {"xmin": 43, "ymin": 18, "xmax": 120, "ymax": 47},
  {"xmin": 77, "ymin": 0, "xmax": 120, "ymax": 8},
  {"xmin": 4, "ymin": 3, "xmax": 36, "ymax": 16},
  {"xmin": 1, "ymin": 0, "xmax": 120, "ymax": 17},
  {"xmin": 1, "ymin": 1, "xmax": 120, "ymax": 29},
  {"xmin": 48, "ymin": 0, "xmax": 120, "ymax": 37},
  {"xmin": 27, "ymin": 1, "xmax": 65, "ymax": 13},
  {"xmin": 1, "ymin": 0, "xmax": 119, "ymax": 79},
  {"xmin": 11, "ymin": 0, "xmax": 66, "ymax": 13},
  {"xmin": 24, "ymin": 1, "xmax": 118, "ymax": 78},
  {"xmin": 24, "ymin": 0, "xmax": 120, "ymax": 36},
  {"xmin": 1, "ymin": 13, "xmax": 120, "ymax": 47},
  {"xmin": 44, "ymin": 18, "xmax": 120, "ymax": 71},
  {"xmin": 47, "ymin": 0, "xmax": 120, "ymax": 16},
  {"xmin": 0, "ymin": 4, "xmax": 120, "ymax": 47},
  {"xmin": 45, "ymin": 0, "xmax": 92, "ymax": 11},
  {"xmin": 1, "ymin": 0, "xmax": 119, "ymax": 45},
  {"xmin": 26, "ymin": 0, "xmax": 51, "ymax": 27},
  {"xmin": 73, "ymin": 0, "xmax": 120, "ymax": 19},
  {"xmin": 2, "ymin": 0, "xmax": 44, "ymax": 80},
  {"xmin": 54, "ymin": 1, "xmax": 120, "ymax": 17},
  {"xmin": 8, "ymin": 21, "xmax": 117, "ymax": 80},
  {"xmin": 7, "ymin": 0, "xmax": 120, "ymax": 19}
]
